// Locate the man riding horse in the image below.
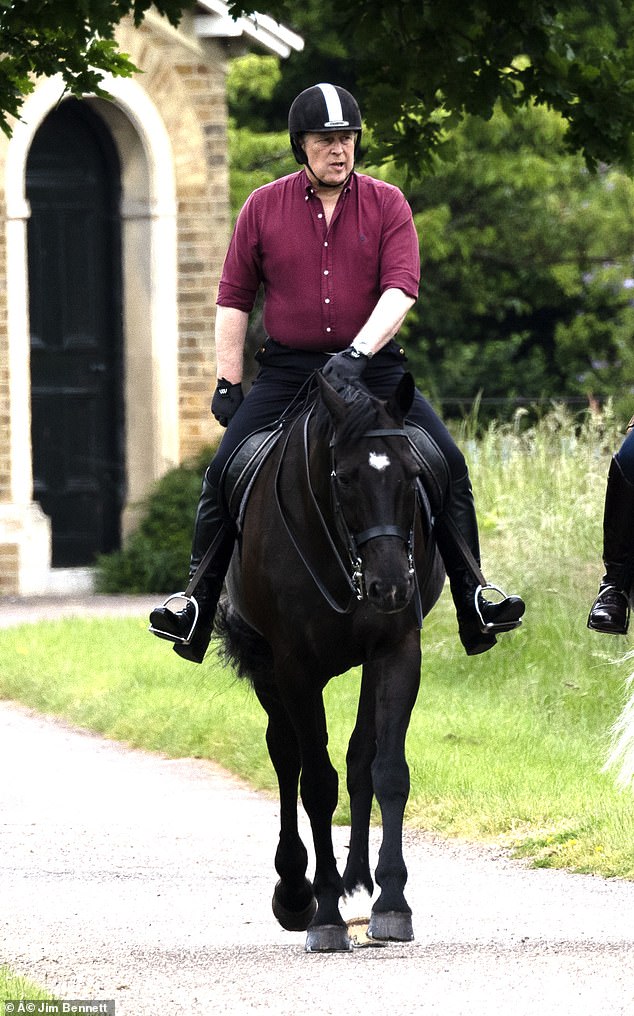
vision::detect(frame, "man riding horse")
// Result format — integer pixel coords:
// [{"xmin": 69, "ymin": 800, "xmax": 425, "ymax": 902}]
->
[{"xmin": 149, "ymin": 82, "xmax": 525, "ymax": 663}]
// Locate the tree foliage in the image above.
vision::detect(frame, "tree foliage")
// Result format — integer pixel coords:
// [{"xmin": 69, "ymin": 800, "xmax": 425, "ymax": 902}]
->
[
  {"xmin": 228, "ymin": 0, "xmax": 634, "ymax": 175},
  {"xmin": 0, "ymin": 0, "xmax": 190, "ymax": 136},
  {"xmin": 5, "ymin": 0, "xmax": 634, "ymax": 176},
  {"xmin": 226, "ymin": 53, "xmax": 295, "ymax": 210},
  {"xmin": 227, "ymin": 53, "xmax": 634, "ymax": 419},
  {"xmin": 374, "ymin": 103, "xmax": 634, "ymax": 420}
]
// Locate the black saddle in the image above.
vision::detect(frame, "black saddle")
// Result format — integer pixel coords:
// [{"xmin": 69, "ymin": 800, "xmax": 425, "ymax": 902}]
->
[{"xmin": 219, "ymin": 418, "xmax": 450, "ymax": 528}]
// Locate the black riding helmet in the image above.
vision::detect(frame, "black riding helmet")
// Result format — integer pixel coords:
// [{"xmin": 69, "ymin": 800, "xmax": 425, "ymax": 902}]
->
[{"xmin": 288, "ymin": 83, "xmax": 363, "ymax": 166}]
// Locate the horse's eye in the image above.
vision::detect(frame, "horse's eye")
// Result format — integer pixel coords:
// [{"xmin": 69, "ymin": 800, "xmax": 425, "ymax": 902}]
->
[{"xmin": 337, "ymin": 471, "xmax": 352, "ymax": 488}]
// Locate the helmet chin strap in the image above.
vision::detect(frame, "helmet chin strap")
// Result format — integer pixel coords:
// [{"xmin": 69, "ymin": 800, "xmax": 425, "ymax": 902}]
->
[{"xmin": 305, "ymin": 161, "xmax": 355, "ymax": 190}]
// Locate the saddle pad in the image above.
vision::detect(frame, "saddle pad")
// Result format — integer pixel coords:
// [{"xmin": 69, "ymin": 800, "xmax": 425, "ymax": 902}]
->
[
  {"xmin": 405, "ymin": 422, "xmax": 450, "ymax": 516},
  {"xmin": 220, "ymin": 426, "xmax": 283, "ymax": 522}
]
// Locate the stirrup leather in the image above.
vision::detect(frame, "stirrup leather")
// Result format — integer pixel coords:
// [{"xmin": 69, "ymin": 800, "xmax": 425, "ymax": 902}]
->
[
  {"xmin": 148, "ymin": 593, "xmax": 199, "ymax": 645},
  {"xmin": 474, "ymin": 583, "xmax": 523, "ymax": 634}
]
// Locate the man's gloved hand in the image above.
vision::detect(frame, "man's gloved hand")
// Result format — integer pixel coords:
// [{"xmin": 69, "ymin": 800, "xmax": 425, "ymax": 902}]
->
[
  {"xmin": 211, "ymin": 378, "xmax": 244, "ymax": 427},
  {"xmin": 321, "ymin": 346, "xmax": 369, "ymax": 388}
]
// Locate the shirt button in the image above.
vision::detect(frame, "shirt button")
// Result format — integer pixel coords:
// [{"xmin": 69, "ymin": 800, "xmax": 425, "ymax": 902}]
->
[
  {"xmin": 324, "ymin": 298, "xmax": 330, "ymax": 304},
  {"xmin": 317, "ymin": 212, "xmax": 323, "ymax": 219},
  {"xmin": 324, "ymin": 270, "xmax": 329, "ymax": 276},
  {"xmin": 326, "ymin": 327, "xmax": 332, "ymax": 333},
  {"xmin": 324, "ymin": 241, "xmax": 328, "ymax": 247}
]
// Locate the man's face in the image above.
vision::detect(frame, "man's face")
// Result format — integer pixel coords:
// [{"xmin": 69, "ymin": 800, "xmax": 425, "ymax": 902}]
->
[{"xmin": 302, "ymin": 131, "xmax": 356, "ymax": 188}]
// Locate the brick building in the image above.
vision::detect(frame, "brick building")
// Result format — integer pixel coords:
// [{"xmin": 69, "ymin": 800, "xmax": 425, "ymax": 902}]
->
[{"xmin": 0, "ymin": 2, "xmax": 301, "ymax": 595}]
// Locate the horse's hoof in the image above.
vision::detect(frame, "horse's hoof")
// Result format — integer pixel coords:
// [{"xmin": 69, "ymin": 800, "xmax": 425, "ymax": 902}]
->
[
  {"xmin": 367, "ymin": 910, "xmax": 414, "ymax": 942},
  {"xmin": 272, "ymin": 880, "xmax": 317, "ymax": 932},
  {"xmin": 305, "ymin": 923, "xmax": 352, "ymax": 952}
]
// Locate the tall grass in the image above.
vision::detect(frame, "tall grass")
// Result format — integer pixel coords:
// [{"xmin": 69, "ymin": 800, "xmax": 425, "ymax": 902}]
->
[
  {"xmin": 2, "ymin": 405, "xmax": 634, "ymax": 877},
  {"xmin": 458, "ymin": 398, "xmax": 618, "ymax": 576}
]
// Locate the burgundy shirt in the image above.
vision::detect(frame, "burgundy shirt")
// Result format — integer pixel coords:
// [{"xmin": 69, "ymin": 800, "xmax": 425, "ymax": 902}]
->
[{"xmin": 216, "ymin": 170, "xmax": 420, "ymax": 351}]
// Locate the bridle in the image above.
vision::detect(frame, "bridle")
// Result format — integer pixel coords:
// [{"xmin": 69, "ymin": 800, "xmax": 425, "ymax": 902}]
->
[
  {"xmin": 329, "ymin": 428, "xmax": 417, "ymax": 602},
  {"xmin": 274, "ymin": 407, "xmax": 420, "ymax": 614}
]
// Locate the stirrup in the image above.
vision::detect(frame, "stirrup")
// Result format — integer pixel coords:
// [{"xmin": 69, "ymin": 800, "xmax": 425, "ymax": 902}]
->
[
  {"xmin": 474, "ymin": 583, "xmax": 523, "ymax": 634},
  {"xmin": 148, "ymin": 592, "xmax": 199, "ymax": 645}
]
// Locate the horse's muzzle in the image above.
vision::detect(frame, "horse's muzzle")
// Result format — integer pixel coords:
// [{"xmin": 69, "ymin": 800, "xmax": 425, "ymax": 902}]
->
[{"xmin": 365, "ymin": 573, "xmax": 415, "ymax": 613}]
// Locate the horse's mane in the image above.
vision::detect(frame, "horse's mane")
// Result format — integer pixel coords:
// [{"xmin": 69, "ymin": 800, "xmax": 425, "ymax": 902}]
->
[{"xmin": 313, "ymin": 382, "xmax": 384, "ymax": 448}]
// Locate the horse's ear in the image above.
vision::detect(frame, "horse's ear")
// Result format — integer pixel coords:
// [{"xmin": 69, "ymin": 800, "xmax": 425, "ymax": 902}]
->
[
  {"xmin": 316, "ymin": 371, "xmax": 349, "ymax": 426},
  {"xmin": 387, "ymin": 372, "xmax": 415, "ymax": 423}
]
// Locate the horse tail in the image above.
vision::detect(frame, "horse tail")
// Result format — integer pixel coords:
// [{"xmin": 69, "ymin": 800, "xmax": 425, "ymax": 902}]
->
[
  {"xmin": 214, "ymin": 596, "xmax": 273, "ymax": 686},
  {"xmin": 603, "ymin": 651, "xmax": 634, "ymax": 788}
]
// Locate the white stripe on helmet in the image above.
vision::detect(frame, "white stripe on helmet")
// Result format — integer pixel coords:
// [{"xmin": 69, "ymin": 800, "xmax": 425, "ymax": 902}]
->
[{"xmin": 317, "ymin": 82, "xmax": 349, "ymax": 127}]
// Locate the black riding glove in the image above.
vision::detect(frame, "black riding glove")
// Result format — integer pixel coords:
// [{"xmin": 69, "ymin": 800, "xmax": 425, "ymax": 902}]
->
[
  {"xmin": 321, "ymin": 346, "xmax": 369, "ymax": 388},
  {"xmin": 211, "ymin": 378, "xmax": 244, "ymax": 427}
]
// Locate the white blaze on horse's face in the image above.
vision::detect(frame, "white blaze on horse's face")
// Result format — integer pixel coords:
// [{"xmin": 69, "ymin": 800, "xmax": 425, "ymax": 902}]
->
[{"xmin": 368, "ymin": 450, "xmax": 391, "ymax": 472}]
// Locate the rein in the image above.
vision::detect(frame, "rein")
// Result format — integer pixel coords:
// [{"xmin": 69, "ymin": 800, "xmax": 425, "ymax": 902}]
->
[{"xmin": 274, "ymin": 409, "xmax": 359, "ymax": 613}]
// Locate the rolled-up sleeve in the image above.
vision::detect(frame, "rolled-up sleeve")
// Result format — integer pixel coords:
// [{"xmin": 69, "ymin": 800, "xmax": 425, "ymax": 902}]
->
[
  {"xmin": 378, "ymin": 189, "xmax": 420, "ymax": 300},
  {"xmin": 216, "ymin": 192, "xmax": 263, "ymax": 311}
]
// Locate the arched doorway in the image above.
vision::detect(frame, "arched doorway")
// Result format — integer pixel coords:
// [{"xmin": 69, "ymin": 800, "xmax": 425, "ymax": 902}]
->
[{"xmin": 26, "ymin": 99, "xmax": 124, "ymax": 567}]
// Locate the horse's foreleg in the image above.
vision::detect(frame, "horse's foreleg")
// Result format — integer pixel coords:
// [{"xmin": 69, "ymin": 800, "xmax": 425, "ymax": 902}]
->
[
  {"xmin": 280, "ymin": 676, "xmax": 350, "ymax": 952},
  {"xmin": 254, "ymin": 684, "xmax": 316, "ymax": 932},
  {"xmin": 342, "ymin": 667, "xmax": 376, "ymax": 899},
  {"xmin": 367, "ymin": 636, "xmax": 422, "ymax": 942}
]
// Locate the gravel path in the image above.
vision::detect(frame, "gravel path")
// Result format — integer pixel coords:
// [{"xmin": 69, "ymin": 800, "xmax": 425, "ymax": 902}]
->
[{"xmin": 2, "ymin": 596, "xmax": 634, "ymax": 1015}]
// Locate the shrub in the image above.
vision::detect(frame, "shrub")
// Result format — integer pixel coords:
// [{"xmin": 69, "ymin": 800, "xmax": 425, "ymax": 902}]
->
[{"xmin": 95, "ymin": 447, "xmax": 215, "ymax": 594}]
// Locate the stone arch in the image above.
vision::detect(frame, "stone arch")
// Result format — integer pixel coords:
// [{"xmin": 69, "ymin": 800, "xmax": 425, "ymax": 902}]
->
[{"xmin": 4, "ymin": 73, "xmax": 181, "ymax": 573}]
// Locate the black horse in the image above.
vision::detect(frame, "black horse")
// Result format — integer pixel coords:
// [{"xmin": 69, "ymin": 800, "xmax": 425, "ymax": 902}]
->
[{"xmin": 215, "ymin": 371, "xmax": 445, "ymax": 951}]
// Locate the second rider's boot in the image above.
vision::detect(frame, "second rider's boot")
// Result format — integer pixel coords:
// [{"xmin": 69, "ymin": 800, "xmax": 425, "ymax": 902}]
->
[{"xmin": 587, "ymin": 455, "xmax": 634, "ymax": 635}]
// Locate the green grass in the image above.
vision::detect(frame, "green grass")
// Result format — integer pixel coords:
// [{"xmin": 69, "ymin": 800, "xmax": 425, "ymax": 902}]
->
[
  {"xmin": 0, "ymin": 965, "xmax": 55, "ymax": 1005},
  {"xmin": 2, "ymin": 405, "xmax": 634, "ymax": 879}
]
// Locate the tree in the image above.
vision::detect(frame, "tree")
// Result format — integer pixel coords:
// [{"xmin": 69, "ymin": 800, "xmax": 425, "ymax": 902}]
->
[
  {"xmin": 373, "ymin": 103, "xmax": 634, "ymax": 421},
  {"xmin": 227, "ymin": 0, "xmax": 634, "ymax": 175},
  {"xmin": 0, "ymin": 0, "xmax": 190, "ymax": 136},
  {"xmin": 226, "ymin": 53, "xmax": 295, "ymax": 211},
  {"xmin": 6, "ymin": 1, "xmax": 634, "ymax": 176}
]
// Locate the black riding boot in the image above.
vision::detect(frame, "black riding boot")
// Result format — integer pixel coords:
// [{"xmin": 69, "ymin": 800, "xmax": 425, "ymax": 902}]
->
[
  {"xmin": 149, "ymin": 469, "xmax": 235, "ymax": 664},
  {"xmin": 435, "ymin": 473, "xmax": 525, "ymax": 656},
  {"xmin": 587, "ymin": 456, "xmax": 634, "ymax": 635}
]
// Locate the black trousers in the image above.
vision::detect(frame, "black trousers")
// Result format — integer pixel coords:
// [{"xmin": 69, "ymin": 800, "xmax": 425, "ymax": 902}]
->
[
  {"xmin": 174, "ymin": 339, "xmax": 523, "ymax": 659},
  {"xmin": 616, "ymin": 426, "xmax": 634, "ymax": 484},
  {"xmin": 206, "ymin": 337, "xmax": 467, "ymax": 490},
  {"xmin": 189, "ymin": 337, "xmax": 477, "ymax": 578}
]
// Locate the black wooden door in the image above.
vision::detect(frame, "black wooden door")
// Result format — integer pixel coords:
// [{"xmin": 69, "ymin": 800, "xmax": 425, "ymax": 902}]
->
[{"xmin": 26, "ymin": 100, "xmax": 124, "ymax": 567}]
